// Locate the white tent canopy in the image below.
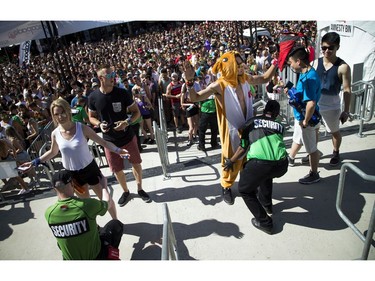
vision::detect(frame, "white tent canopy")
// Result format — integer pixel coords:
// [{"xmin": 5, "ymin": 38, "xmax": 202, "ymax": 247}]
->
[
  {"xmin": 0, "ymin": 21, "xmax": 126, "ymax": 48},
  {"xmin": 316, "ymin": 21, "xmax": 375, "ymax": 82}
]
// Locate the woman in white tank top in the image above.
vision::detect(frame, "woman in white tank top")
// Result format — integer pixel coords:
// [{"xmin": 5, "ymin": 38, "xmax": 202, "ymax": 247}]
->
[{"xmin": 20, "ymin": 98, "xmax": 129, "ymax": 219}]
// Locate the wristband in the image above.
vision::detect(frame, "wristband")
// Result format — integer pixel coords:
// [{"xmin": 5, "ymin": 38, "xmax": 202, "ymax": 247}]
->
[
  {"xmin": 31, "ymin": 158, "xmax": 41, "ymax": 167},
  {"xmin": 272, "ymin": 59, "xmax": 278, "ymax": 67},
  {"xmin": 115, "ymin": 147, "xmax": 121, "ymax": 154},
  {"xmin": 125, "ymin": 117, "xmax": 131, "ymax": 125}
]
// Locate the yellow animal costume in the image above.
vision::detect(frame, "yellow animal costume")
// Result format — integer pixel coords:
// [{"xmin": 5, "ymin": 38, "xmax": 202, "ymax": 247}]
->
[{"xmin": 211, "ymin": 51, "xmax": 254, "ymax": 188}]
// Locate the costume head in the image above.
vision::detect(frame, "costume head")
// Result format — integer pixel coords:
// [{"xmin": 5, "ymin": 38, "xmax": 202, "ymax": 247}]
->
[{"xmin": 212, "ymin": 51, "xmax": 247, "ymax": 88}]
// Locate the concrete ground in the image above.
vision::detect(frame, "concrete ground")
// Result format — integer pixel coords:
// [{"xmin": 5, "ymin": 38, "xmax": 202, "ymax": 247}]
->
[{"xmin": 0, "ymin": 116, "xmax": 374, "ymax": 278}]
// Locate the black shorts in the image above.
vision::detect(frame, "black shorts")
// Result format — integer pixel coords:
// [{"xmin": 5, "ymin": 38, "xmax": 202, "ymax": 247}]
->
[
  {"xmin": 142, "ymin": 114, "xmax": 151, "ymax": 120},
  {"xmin": 185, "ymin": 106, "xmax": 199, "ymax": 118},
  {"xmin": 69, "ymin": 159, "xmax": 102, "ymax": 186}
]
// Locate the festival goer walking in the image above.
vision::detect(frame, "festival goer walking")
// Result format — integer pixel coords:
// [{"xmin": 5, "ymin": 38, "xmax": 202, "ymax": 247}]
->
[
  {"xmin": 88, "ymin": 64, "xmax": 151, "ymax": 207},
  {"xmin": 315, "ymin": 31, "xmax": 352, "ymax": 166},
  {"xmin": 286, "ymin": 47, "xmax": 322, "ymax": 184},
  {"xmin": 183, "ymin": 51, "xmax": 279, "ymax": 205}
]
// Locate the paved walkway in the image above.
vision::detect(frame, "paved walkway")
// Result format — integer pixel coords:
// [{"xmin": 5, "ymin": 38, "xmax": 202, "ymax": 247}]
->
[{"xmin": 0, "ymin": 117, "xmax": 374, "ymax": 264}]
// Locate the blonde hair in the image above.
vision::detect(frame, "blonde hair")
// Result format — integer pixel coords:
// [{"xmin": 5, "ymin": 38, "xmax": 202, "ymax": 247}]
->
[{"xmin": 50, "ymin": 98, "xmax": 72, "ymax": 126}]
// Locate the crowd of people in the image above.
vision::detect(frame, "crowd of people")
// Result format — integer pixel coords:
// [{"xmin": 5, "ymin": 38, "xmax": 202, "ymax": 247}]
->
[
  {"xmin": 0, "ymin": 20, "xmax": 317, "ymax": 188},
  {"xmin": 1, "ymin": 20, "xmax": 354, "ymax": 258}
]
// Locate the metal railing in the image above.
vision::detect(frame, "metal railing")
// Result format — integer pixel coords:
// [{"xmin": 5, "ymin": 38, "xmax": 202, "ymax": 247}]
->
[
  {"xmin": 350, "ymin": 80, "xmax": 375, "ymax": 137},
  {"xmin": 153, "ymin": 120, "xmax": 170, "ymax": 180},
  {"xmin": 161, "ymin": 203, "xmax": 179, "ymax": 260},
  {"xmin": 88, "ymin": 140, "xmax": 108, "ymax": 168},
  {"xmin": 336, "ymin": 162, "xmax": 375, "ymax": 260},
  {"xmin": 27, "ymin": 121, "xmax": 56, "ymax": 184},
  {"xmin": 153, "ymin": 96, "xmax": 170, "ymax": 180}
]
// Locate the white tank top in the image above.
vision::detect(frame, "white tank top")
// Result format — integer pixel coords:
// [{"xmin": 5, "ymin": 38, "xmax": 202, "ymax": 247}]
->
[{"xmin": 54, "ymin": 122, "xmax": 93, "ymax": 170}]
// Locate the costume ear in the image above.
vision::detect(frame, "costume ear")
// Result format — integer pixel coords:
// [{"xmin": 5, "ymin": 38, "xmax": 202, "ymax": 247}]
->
[{"xmin": 212, "ymin": 60, "xmax": 221, "ymax": 75}]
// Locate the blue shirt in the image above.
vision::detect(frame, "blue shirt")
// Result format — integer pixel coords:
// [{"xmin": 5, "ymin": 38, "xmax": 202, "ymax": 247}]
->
[{"xmin": 294, "ymin": 67, "xmax": 321, "ymax": 121}]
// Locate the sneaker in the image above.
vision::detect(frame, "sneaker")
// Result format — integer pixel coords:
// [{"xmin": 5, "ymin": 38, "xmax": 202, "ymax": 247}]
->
[
  {"xmin": 177, "ymin": 127, "xmax": 183, "ymax": 134},
  {"xmin": 118, "ymin": 191, "xmax": 130, "ymax": 207},
  {"xmin": 251, "ymin": 218, "xmax": 273, "ymax": 235},
  {"xmin": 143, "ymin": 138, "xmax": 150, "ymax": 144},
  {"xmin": 138, "ymin": 189, "xmax": 151, "ymax": 203},
  {"xmin": 329, "ymin": 151, "xmax": 340, "ymax": 166},
  {"xmin": 288, "ymin": 155, "xmax": 295, "ymax": 167},
  {"xmin": 187, "ymin": 140, "xmax": 193, "ymax": 147},
  {"xmin": 17, "ymin": 189, "xmax": 31, "ymax": 195},
  {"xmin": 197, "ymin": 145, "xmax": 206, "ymax": 151},
  {"xmin": 299, "ymin": 171, "xmax": 321, "ymax": 184},
  {"xmin": 148, "ymin": 139, "xmax": 156, "ymax": 145},
  {"xmin": 222, "ymin": 188, "xmax": 234, "ymax": 205}
]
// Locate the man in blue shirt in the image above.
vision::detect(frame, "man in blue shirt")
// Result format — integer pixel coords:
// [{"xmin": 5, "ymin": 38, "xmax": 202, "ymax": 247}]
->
[{"xmin": 287, "ymin": 47, "xmax": 322, "ymax": 184}]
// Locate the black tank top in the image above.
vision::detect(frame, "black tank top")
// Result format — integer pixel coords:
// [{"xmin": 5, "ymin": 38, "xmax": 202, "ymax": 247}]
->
[{"xmin": 316, "ymin": 57, "xmax": 344, "ymax": 96}]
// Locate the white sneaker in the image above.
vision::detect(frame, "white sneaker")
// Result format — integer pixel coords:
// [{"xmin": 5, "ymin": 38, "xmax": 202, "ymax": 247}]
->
[{"xmin": 17, "ymin": 189, "xmax": 31, "ymax": 195}]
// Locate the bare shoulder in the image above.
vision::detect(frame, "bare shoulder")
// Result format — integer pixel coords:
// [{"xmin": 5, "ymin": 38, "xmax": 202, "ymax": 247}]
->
[
  {"xmin": 339, "ymin": 61, "xmax": 351, "ymax": 73},
  {"xmin": 207, "ymin": 81, "xmax": 222, "ymax": 96}
]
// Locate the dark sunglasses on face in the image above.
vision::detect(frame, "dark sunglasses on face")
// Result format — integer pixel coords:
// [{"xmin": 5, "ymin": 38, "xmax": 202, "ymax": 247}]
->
[{"xmin": 321, "ymin": 45, "xmax": 335, "ymax": 51}]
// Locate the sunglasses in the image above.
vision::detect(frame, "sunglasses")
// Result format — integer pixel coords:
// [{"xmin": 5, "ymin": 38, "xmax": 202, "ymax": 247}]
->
[
  {"xmin": 102, "ymin": 72, "xmax": 116, "ymax": 79},
  {"xmin": 321, "ymin": 45, "xmax": 335, "ymax": 51}
]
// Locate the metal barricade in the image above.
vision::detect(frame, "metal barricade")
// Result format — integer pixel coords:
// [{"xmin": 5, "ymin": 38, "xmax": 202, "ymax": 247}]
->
[
  {"xmin": 153, "ymin": 96, "xmax": 170, "ymax": 180},
  {"xmin": 350, "ymin": 80, "xmax": 375, "ymax": 138},
  {"xmin": 336, "ymin": 162, "xmax": 375, "ymax": 260},
  {"xmin": 27, "ymin": 121, "xmax": 56, "ymax": 184},
  {"xmin": 153, "ymin": 120, "xmax": 170, "ymax": 180},
  {"xmin": 0, "ymin": 160, "xmax": 18, "ymax": 201},
  {"xmin": 161, "ymin": 203, "xmax": 179, "ymax": 260},
  {"xmin": 255, "ymin": 66, "xmax": 298, "ymax": 127},
  {"xmin": 88, "ymin": 141, "xmax": 108, "ymax": 168}
]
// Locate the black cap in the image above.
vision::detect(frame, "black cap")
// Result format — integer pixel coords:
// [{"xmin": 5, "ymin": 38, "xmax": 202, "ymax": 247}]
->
[
  {"xmin": 52, "ymin": 170, "xmax": 72, "ymax": 187},
  {"xmin": 264, "ymin": 100, "xmax": 280, "ymax": 116}
]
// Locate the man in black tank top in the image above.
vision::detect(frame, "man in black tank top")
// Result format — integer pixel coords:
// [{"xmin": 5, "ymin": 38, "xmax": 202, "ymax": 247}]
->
[{"xmin": 314, "ymin": 32, "xmax": 352, "ymax": 166}]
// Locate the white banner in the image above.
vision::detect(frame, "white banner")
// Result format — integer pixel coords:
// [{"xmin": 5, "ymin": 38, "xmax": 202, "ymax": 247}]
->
[
  {"xmin": 19, "ymin": 40, "xmax": 31, "ymax": 67},
  {"xmin": 0, "ymin": 21, "xmax": 127, "ymax": 48},
  {"xmin": 328, "ymin": 21, "xmax": 354, "ymax": 37}
]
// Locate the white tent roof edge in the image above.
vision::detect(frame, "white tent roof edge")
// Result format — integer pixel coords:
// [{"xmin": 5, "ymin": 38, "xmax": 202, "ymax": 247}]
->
[{"xmin": 0, "ymin": 20, "xmax": 127, "ymax": 48}]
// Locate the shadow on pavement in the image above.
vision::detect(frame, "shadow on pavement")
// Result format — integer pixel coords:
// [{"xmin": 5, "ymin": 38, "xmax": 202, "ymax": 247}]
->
[
  {"xmin": 0, "ymin": 200, "xmax": 35, "ymax": 241},
  {"xmin": 272, "ymin": 148, "xmax": 375, "ymax": 234},
  {"xmin": 123, "ymin": 219, "xmax": 244, "ymax": 260}
]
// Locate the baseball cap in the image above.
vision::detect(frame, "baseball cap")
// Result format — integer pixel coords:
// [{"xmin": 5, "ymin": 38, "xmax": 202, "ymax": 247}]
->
[
  {"xmin": 52, "ymin": 170, "xmax": 72, "ymax": 188},
  {"xmin": 264, "ymin": 100, "xmax": 280, "ymax": 116}
]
